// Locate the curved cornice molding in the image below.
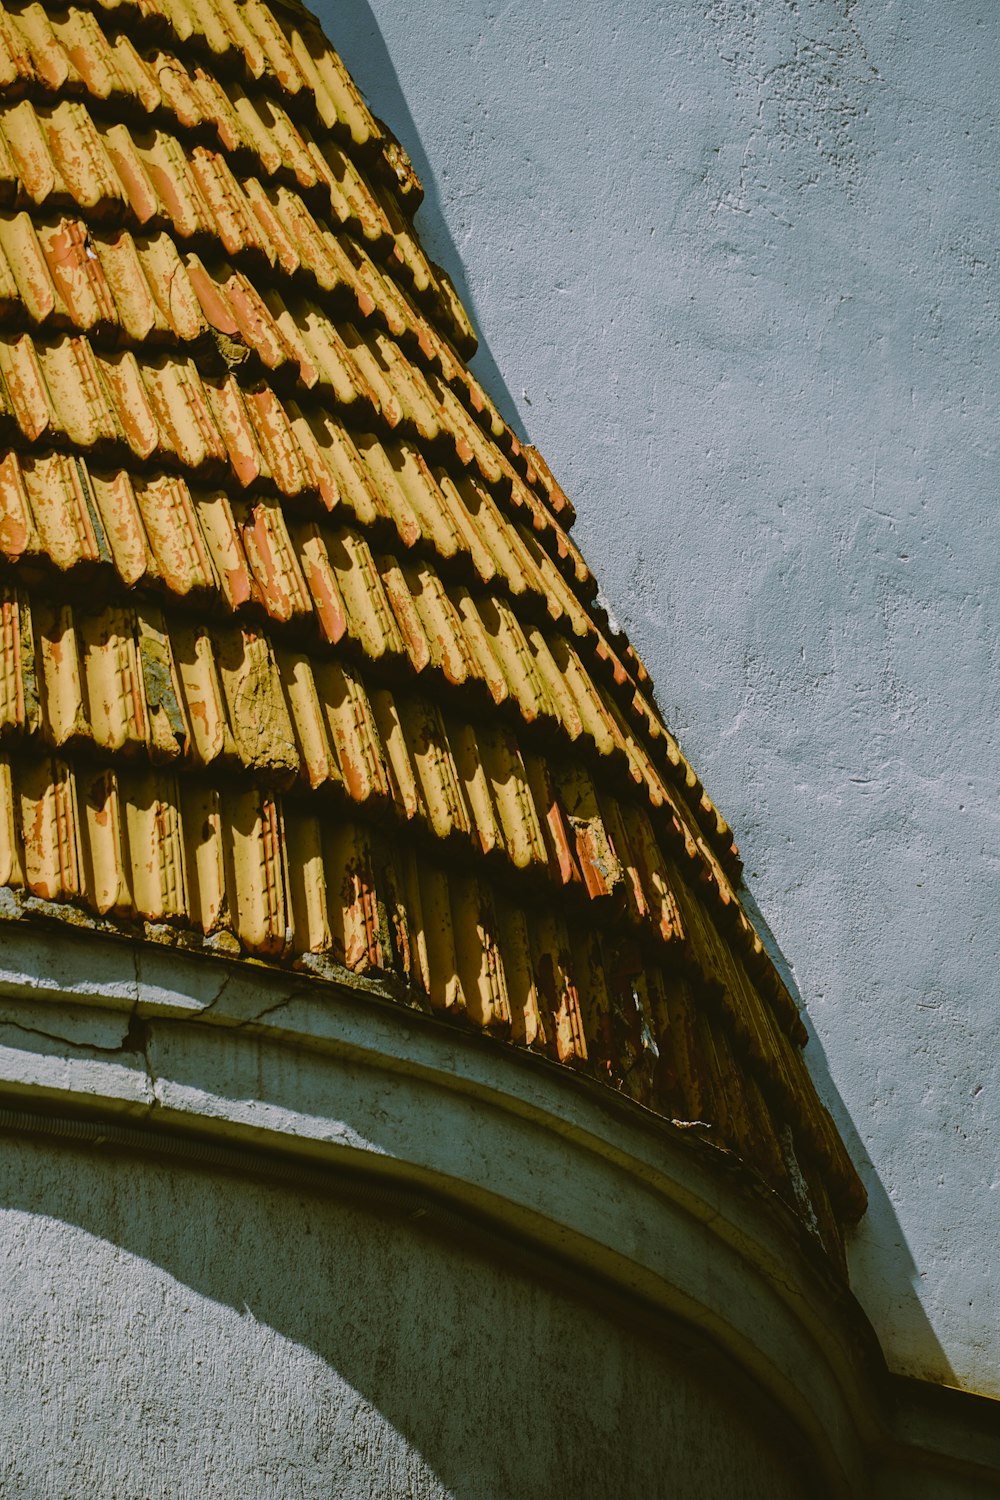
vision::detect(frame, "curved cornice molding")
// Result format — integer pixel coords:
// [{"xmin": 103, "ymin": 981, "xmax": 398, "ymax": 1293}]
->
[
  {"xmin": 0, "ymin": 922, "xmax": 995, "ymax": 1498},
  {"xmin": 0, "ymin": 0, "xmax": 862, "ymax": 1247}
]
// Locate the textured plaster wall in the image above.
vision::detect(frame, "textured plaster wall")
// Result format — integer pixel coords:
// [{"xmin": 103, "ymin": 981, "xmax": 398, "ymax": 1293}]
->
[
  {"xmin": 0, "ymin": 1137, "xmax": 812, "ymax": 1500},
  {"xmin": 319, "ymin": 1, "xmax": 1000, "ymax": 1392}
]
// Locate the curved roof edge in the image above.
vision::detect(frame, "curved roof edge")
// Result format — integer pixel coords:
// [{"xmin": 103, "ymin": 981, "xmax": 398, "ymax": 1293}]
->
[{"xmin": 0, "ymin": 0, "xmax": 863, "ymax": 1254}]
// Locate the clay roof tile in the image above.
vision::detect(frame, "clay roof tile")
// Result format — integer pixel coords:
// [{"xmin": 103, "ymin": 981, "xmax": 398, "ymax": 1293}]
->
[{"xmin": 0, "ymin": 0, "xmax": 866, "ymax": 1250}]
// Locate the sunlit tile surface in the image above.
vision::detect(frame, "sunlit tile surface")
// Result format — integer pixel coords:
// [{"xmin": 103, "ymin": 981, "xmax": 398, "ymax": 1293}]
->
[{"xmin": 0, "ymin": 0, "xmax": 864, "ymax": 1254}]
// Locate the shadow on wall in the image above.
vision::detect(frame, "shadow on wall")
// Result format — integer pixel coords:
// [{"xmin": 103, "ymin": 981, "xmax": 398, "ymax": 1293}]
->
[
  {"xmin": 739, "ymin": 884, "xmax": 956, "ymax": 1388},
  {"xmin": 317, "ymin": 0, "xmax": 952, "ymax": 1393},
  {"xmin": 313, "ymin": 0, "xmax": 528, "ymax": 441},
  {"xmin": 0, "ymin": 1134, "xmax": 820, "ymax": 1500}
]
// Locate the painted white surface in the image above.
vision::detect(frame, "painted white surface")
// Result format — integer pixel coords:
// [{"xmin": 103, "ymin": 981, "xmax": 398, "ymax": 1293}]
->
[
  {"xmin": 317, "ymin": 0, "xmax": 1000, "ymax": 1391},
  {"xmin": 0, "ymin": 940, "xmax": 859, "ymax": 1499},
  {"xmin": 0, "ymin": 1137, "xmax": 813, "ymax": 1500},
  {"xmin": 0, "ymin": 925, "xmax": 882, "ymax": 1500},
  {"xmin": 1, "ymin": 940, "xmax": 998, "ymax": 1496}
]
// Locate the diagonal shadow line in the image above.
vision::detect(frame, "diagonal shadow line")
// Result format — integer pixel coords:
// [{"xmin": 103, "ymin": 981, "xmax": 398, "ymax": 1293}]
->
[
  {"xmin": 319, "ymin": 0, "xmax": 953, "ymax": 1386},
  {"xmin": 311, "ymin": 0, "xmax": 529, "ymax": 442},
  {"xmin": 738, "ymin": 882, "xmax": 955, "ymax": 1386},
  {"xmin": 305, "ymin": 0, "xmax": 952, "ymax": 1395}
]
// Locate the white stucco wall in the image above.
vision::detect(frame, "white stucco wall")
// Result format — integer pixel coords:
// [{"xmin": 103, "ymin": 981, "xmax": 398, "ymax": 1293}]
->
[
  {"xmin": 0, "ymin": 1136, "xmax": 813, "ymax": 1500},
  {"xmin": 318, "ymin": 1, "xmax": 1000, "ymax": 1393}
]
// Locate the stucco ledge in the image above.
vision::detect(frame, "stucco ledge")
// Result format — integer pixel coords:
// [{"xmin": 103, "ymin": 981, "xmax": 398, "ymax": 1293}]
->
[{"xmin": 0, "ymin": 918, "xmax": 996, "ymax": 1498}]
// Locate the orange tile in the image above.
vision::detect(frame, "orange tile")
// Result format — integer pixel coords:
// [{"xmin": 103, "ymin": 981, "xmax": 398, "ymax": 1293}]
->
[
  {"xmin": 0, "ymin": 212, "xmax": 61, "ymax": 326},
  {"xmin": 171, "ymin": 620, "xmax": 235, "ymax": 767},
  {"xmin": 0, "ymin": 0, "xmax": 862, "ymax": 1240},
  {"xmin": 446, "ymin": 715, "xmax": 506, "ymax": 860},
  {"xmin": 325, "ymin": 526, "xmax": 405, "ymax": 664},
  {"xmin": 20, "ymin": 450, "xmax": 108, "ymax": 569},
  {"xmin": 140, "ymin": 356, "xmax": 227, "ymax": 469},
  {"xmin": 277, "ymin": 647, "xmax": 337, "ymax": 792},
  {"xmin": 192, "ymin": 488, "xmax": 252, "ymax": 609},
  {"xmin": 368, "ymin": 685, "xmax": 424, "ymax": 823},
  {"xmin": 149, "ymin": 48, "xmax": 205, "ymax": 131},
  {"xmin": 495, "ymin": 896, "xmax": 543, "ymax": 1048},
  {"xmin": 450, "ymin": 874, "xmax": 510, "ymax": 1032},
  {"xmin": 0, "ymin": 99, "xmax": 62, "ymax": 206},
  {"xmin": 0, "ymin": 450, "xmax": 40, "ymax": 562},
  {"xmin": 313, "ymin": 657, "xmax": 390, "ymax": 806},
  {"xmin": 414, "ymin": 858, "xmax": 464, "ymax": 1013},
  {"xmin": 203, "ymin": 374, "xmax": 269, "ymax": 489},
  {"xmin": 98, "ymin": 348, "xmax": 161, "ymax": 459},
  {"xmin": 242, "ymin": 495, "xmax": 312, "ymax": 624},
  {"xmin": 323, "ymin": 818, "xmax": 383, "ymax": 972},
  {"xmin": 0, "ymin": 333, "xmax": 56, "ymax": 442},
  {"xmin": 524, "ymin": 753, "xmax": 582, "ymax": 890},
  {"xmin": 134, "ymin": 472, "xmax": 218, "ymax": 596},
  {"xmin": 477, "ymin": 724, "xmax": 547, "ymax": 871},
  {"xmin": 17, "ymin": 756, "xmax": 79, "ymax": 894},
  {"xmin": 530, "ymin": 909, "xmax": 587, "ymax": 1066},
  {"xmin": 110, "ymin": 34, "xmax": 163, "ymax": 115},
  {"xmin": 56, "ymin": 9, "xmax": 123, "ymax": 102},
  {"xmin": 180, "ymin": 780, "xmax": 226, "ymax": 933},
  {"xmin": 240, "ymin": 384, "xmax": 310, "ymax": 495},
  {"xmin": 405, "ymin": 564, "xmax": 482, "ymax": 689},
  {"xmin": 136, "ymin": 604, "xmax": 189, "ymax": 762},
  {"xmin": 37, "ymin": 217, "xmax": 118, "ymax": 333},
  {"xmin": 0, "ymin": 9, "xmax": 30, "ymax": 94},
  {"xmin": 294, "ymin": 522, "xmax": 348, "ymax": 646},
  {"xmin": 283, "ymin": 801, "xmax": 330, "ymax": 952},
  {"xmin": 101, "ymin": 120, "xmax": 160, "ymax": 223},
  {"xmin": 46, "ymin": 100, "xmax": 128, "ymax": 218},
  {"xmin": 18, "ymin": 754, "xmax": 82, "ymax": 902},
  {"xmin": 0, "ymin": 580, "xmax": 39, "ymax": 738},
  {"xmin": 89, "ymin": 467, "xmax": 150, "ymax": 588},
  {"xmin": 190, "ymin": 145, "xmax": 270, "ymax": 260},
  {"xmin": 78, "ymin": 605, "xmax": 147, "ymax": 755},
  {"xmin": 395, "ymin": 695, "xmax": 470, "ymax": 843},
  {"xmin": 38, "ymin": 337, "xmax": 119, "ymax": 449}
]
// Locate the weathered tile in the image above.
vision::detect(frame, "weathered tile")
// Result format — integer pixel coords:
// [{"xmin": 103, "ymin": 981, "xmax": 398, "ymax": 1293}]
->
[
  {"xmin": 78, "ymin": 767, "xmax": 132, "ymax": 916},
  {"xmin": 121, "ymin": 767, "xmax": 188, "ymax": 920},
  {"xmin": 18, "ymin": 754, "xmax": 81, "ymax": 902},
  {"xmin": 35, "ymin": 598, "xmax": 89, "ymax": 749},
  {"xmin": 0, "ymin": 0, "xmax": 864, "ymax": 1243},
  {"xmin": 220, "ymin": 783, "xmax": 288, "ymax": 954}
]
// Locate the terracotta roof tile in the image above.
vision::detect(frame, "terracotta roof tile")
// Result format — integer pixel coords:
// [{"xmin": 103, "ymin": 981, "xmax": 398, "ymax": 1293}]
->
[{"xmin": 0, "ymin": 0, "xmax": 864, "ymax": 1255}]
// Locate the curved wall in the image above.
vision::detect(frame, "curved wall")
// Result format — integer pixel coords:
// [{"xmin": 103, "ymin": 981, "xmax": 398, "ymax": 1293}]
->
[
  {"xmin": 317, "ymin": 0, "xmax": 1000, "ymax": 1394},
  {"xmin": 0, "ymin": 1136, "xmax": 811, "ymax": 1500},
  {"xmin": 0, "ymin": 926, "xmax": 998, "ymax": 1496}
]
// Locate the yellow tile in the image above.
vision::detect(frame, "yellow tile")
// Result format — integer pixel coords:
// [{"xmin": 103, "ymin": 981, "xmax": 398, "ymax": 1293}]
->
[
  {"xmin": 18, "ymin": 755, "xmax": 81, "ymax": 902},
  {"xmin": 35, "ymin": 600, "xmax": 89, "ymax": 750},
  {"xmin": 79, "ymin": 768, "xmax": 132, "ymax": 917},
  {"xmin": 221, "ymin": 784, "xmax": 288, "ymax": 955},
  {"xmin": 122, "ymin": 768, "xmax": 188, "ymax": 921}
]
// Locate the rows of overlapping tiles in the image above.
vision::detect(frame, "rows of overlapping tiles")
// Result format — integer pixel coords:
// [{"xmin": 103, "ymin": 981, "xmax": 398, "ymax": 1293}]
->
[
  {"xmin": 0, "ymin": 211, "xmax": 737, "ymax": 876},
  {"xmin": 0, "ymin": 0, "xmax": 738, "ymax": 870},
  {"xmin": 0, "ymin": 90, "xmax": 591, "ymax": 599},
  {"xmin": 0, "ymin": 440, "xmax": 773, "ymax": 1013},
  {"xmin": 0, "ymin": 2, "xmax": 472, "ymax": 344},
  {"xmin": 0, "ymin": 442, "xmax": 865, "ymax": 1229},
  {"xmin": 0, "ymin": 0, "xmax": 865, "ymax": 1235},
  {"xmin": 0, "ymin": 706, "xmax": 856, "ymax": 1232},
  {"xmin": 0, "ymin": 733, "xmax": 850, "ymax": 1234}
]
